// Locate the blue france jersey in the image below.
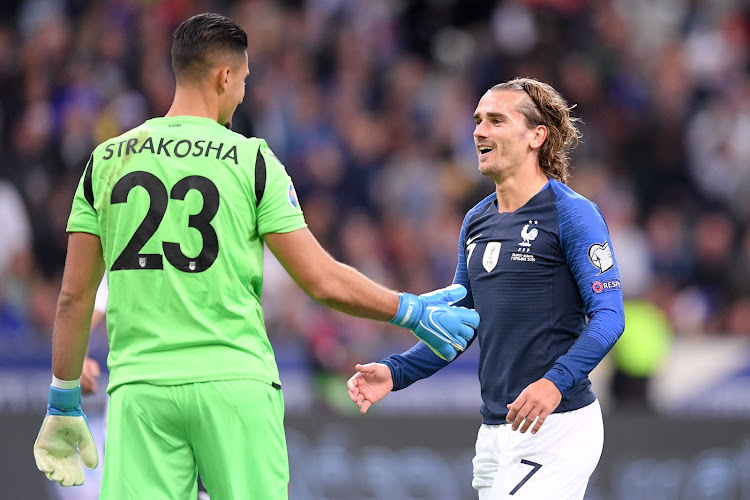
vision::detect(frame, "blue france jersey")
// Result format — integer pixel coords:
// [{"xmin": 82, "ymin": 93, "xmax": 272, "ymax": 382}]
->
[{"xmin": 382, "ymin": 179, "xmax": 625, "ymax": 424}]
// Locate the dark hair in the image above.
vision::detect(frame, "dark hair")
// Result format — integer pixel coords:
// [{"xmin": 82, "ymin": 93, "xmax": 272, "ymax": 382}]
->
[
  {"xmin": 491, "ymin": 78, "xmax": 581, "ymax": 184},
  {"xmin": 171, "ymin": 13, "xmax": 248, "ymax": 83}
]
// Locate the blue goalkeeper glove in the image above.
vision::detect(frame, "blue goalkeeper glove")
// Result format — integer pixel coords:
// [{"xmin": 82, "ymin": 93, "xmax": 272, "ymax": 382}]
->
[
  {"xmin": 33, "ymin": 384, "xmax": 98, "ymax": 486},
  {"xmin": 390, "ymin": 284, "xmax": 480, "ymax": 361}
]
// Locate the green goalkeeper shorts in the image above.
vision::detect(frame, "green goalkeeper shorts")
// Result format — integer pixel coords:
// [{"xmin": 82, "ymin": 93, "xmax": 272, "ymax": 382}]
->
[{"xmin": 100, "ymin": 379, "xmax": 288, "ymax": 500}]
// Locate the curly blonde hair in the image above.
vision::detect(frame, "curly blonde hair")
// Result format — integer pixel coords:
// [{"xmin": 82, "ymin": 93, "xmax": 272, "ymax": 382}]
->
[{"xmin": 491, "ymin": 78, "xmax": 581, "ymax": 184}]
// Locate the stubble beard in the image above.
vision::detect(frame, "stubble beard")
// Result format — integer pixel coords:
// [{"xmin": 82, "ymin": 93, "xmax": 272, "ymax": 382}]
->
[{"xmin": 478, "ymin": 154, "xmax": 505, "ymax": 184}]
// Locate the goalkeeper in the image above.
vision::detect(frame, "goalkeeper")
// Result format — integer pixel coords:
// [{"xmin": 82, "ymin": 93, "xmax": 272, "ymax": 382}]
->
[{"xmin": 33, "ymin": 12, "xmax": 479, "ymax": 500}]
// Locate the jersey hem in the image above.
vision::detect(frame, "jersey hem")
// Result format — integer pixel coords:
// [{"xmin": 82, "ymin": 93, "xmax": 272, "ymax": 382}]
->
[
  {"xmin": 480, "ymin": 394, "xmax": 597, "ymax": 425},
  {"xmin": 106, "ymin": 372, "xmax": 282, "ymax": 395}
]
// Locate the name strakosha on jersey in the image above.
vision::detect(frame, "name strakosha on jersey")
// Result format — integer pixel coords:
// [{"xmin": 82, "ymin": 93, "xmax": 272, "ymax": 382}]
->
[
  {"xmin": 587, "ymin": 242, "xmax": 613, "ymax": 274},
  {"xmin": 102, "ymin": 136, "xmax": 239, "ymax": 165}
]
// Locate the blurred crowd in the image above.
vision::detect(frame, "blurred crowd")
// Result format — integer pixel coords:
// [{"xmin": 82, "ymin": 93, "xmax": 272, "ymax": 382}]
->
[{"xmin": 0, "ymin": 0, "xmax": 749, "ymax": 389}]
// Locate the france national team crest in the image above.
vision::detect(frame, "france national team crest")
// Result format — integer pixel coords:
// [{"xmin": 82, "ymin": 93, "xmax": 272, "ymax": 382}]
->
[
  {"xmin": 519, "ymin": 220, "xmax": 539, "ymax": 247},
  {"xmin": 588, "ymin": 242, "xmax": 614, "ymax": 274},
  {"xmin": 288, "ymin": 182, "xmax": 299, "ymax": 208},
  {"xmin": 482, "ymin": 242, "xmax": 502, "ymax": 272}
]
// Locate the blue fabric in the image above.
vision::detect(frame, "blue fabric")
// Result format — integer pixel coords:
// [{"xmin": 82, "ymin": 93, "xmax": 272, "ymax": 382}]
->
[
  {"xmin": 390, "ymin": 292, "xmax": 423, "ymax": 330},
  {"xmin": 389, "ymin": 287, "xmax": 478, "ymax": 361},
  {"xmin": 47, "ymin": 385, "xmax": 84, "ymax": 417},
  {"xmin": 382, "ymin": 179, "xmax": 625, "ymax": 424}
]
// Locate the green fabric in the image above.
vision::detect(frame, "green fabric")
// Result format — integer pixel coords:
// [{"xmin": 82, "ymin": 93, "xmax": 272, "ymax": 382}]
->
[
  {"xmin": 66, "ymin": 116, "xmax": 306, "ymax": 393},
  {"xmin": 612, "ymin": 300, "xmax": 672, "ymax": 376},
  {"xmin": 102, "ymin": 380, "xmax": 288, "ymax": 500}
]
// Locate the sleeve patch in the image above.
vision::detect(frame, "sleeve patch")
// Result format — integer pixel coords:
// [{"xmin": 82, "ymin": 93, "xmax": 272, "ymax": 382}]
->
[
  {"xmin": 288, "ymin": 182, "xmax": 299, "ymax": 208},
  {"xmin": 587, "ymin": 242, "xmax": 614, "ymax": 274},
  {"xmin": 591, "ymin": 278, "xmax": 621, "ymax": 294}
]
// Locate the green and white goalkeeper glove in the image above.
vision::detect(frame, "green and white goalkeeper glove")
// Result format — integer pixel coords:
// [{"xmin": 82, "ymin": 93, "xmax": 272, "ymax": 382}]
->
[
  {"xmin": 33, "ymin": 383, "xmax": 98, "ymax": 486},
  {"xmin": 390, "ymin": 284, "xmax": 480, "ymax": 361}
]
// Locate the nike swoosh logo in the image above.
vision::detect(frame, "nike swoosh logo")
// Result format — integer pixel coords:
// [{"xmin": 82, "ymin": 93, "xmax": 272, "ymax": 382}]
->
[{"xmin": 466, "ymin": 233, "xmax": 482, "ymax": 246}]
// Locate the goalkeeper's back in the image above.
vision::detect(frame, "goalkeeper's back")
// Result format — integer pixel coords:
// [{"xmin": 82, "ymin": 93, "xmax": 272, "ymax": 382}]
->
[{"xmin": 66, "ymin": 116, "xmax": 306, "ymax": 393}]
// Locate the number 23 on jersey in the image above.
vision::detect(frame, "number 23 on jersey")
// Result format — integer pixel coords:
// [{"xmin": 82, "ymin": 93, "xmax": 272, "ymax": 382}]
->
[{"xmin": 110, "ymin": 171, "xmax": 220, "ymax": 273}]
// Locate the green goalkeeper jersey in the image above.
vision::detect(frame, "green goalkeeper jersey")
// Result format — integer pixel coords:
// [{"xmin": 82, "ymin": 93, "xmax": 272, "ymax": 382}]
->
[{"xmin": 67, "ymin": 116, "xmax": 307, "ymax": 393}]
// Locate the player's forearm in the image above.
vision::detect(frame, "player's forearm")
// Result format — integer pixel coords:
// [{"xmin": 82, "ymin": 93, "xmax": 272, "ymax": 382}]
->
[
  {"xmin": 311, "ymin": 260, "xmax": 400, "ymax": 321},
  {"xmin": 51, "ymin": 291, "xmax": 95, "ymax": 381},
  {"xmin": 544, "ymin": 307, "xmax": 625, "ymax": 395},
  {"xmin": 382, "ymin": 341, "xmax": 450, "ymax": 390},
  {"xmin": 264, "ymin": 229, "xmax": 400, "ymax": 321}
]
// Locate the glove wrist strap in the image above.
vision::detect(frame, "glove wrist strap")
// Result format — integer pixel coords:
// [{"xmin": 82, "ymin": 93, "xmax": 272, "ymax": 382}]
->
[
  {"xmin": 389, "ymin": 292, "xmax": 423, "ymax": 330},
  {"xmin": 48, "ymin": 385, "xmax": 82, "ymax": 414}
]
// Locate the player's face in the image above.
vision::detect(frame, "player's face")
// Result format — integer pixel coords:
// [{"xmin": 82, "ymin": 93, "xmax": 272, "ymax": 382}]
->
[
  {"xmin": 220, "ymin": 51, "xmax": 250, "ymax": 128},
  {"xmin": 473, "ymin": 90, "xmax": 541, "ymax": 180}
]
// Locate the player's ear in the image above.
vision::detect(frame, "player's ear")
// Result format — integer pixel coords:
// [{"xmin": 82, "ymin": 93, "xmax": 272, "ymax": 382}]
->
[
  {"xmin": 530, "ymin": 124, "xmax": 547, "ymax": 150},
  {"xmin": 216, "ymin": 65, "xmax": 231, "ymax": 94}
]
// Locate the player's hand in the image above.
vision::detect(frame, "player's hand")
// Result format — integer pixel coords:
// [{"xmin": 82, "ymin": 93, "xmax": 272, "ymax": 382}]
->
[
  {"xmin": 506, "ymin": 378, "xmax": 562, "ymax": 434},
  {"xmin": 33, "ymin": 385, "xmax": 98, "ymax": 486},
  {"xmin": 347, "ymin": 363, "xmax": 393, "ymax": 414},
  {"xmin": 80, "ymin": 357, "xmax": 101, "ymax": 395},
  {"xmin": 390, "ymin": 284, "xmax": 480, "ymax": 361}
]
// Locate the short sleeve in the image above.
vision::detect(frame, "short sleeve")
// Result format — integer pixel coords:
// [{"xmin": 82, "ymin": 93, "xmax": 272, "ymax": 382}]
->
[
  {"xmin": 255, "ymin": 140, "xmax": 307, "ymax": 236},
  {"xmin": 66, "ymin": 155, "xmax": 100, "ymax": 236}
]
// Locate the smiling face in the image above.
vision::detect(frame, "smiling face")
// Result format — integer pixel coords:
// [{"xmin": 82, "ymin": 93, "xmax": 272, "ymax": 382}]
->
[{"xmin": 473, "ymin": 89, "xmax": 547, "ymax": 182}]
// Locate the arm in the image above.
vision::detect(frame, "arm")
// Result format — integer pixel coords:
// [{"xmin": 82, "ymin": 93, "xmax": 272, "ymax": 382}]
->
[
  {"xmin": 542, "ymin": 203, "xmax": 625, "ymax": 395},
  {"xmin": 506, "ymin": 199, "xmax": 625, "ymax": 434},
  {"xmin": 52, "ymin": 232, "xmax": 106, "ymax": 381},
  {"xmin": 34, "ymin": 231, "xmax": 103, "ymax": 486},
  {"xmin": 35, "ymin": 155, "xmax": 101, "ymax": 485},
  {"xmin": 382, "ymin": 209, "xmax": 478, "ymax": 389},
  {"xmin": 81, "ymin": 277, "xmax": 107, "ymax": 395},
  {"xmin": 259, "ymin": 140, "xmax": 477, "ymax": 360},
  {"xmin": 264, "ymin": 228, "xmax": 399, "ymax": 320},
  {"xmin": 347, "ymin": 211, "xmax": 479, "ymax": 412},
  {"xmin": 265, "ymin": 227, "xmax": 478, "ymax": 361}
]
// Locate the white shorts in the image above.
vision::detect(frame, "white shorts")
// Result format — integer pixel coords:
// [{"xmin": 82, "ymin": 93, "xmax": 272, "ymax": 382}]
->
[{"xmin": 473, "ymin": 399, "xmax": 603, "ymax": 500}]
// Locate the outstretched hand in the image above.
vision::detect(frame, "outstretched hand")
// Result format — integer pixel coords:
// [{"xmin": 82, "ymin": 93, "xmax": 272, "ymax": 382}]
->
[
  {"xmin": 506, "ymin": 378, "xmax": 562, "ymax": 434},
  {"xmin": 346, "ymin": 363, "xmax": 393, "ymax": 414},
  {"xmin": 392, "ymin": 284, "xmax": 480, "ymax": 361}
]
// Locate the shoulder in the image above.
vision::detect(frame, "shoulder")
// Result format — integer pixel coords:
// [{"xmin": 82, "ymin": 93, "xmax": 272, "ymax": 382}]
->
[
  {"xmin": 548, "ymin": 179, "xmax": 593, "ymax": 207},
  {"xmin": 463, "ymin": 192, "xmax": 496, "ymax": 224},
  {"xmin": 221, "ymin": 128, "xmax": 263, "ymax": 147},
  {"xmin": 548, "ymin": 179, "xmax": 602, "ymax": 221},
  {"xmin": 93, "ymin": 128, "xmax": 138, "ymax": 154}
]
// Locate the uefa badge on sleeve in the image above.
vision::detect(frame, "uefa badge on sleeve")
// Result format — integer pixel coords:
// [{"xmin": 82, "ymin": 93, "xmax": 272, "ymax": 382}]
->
[
  {"xmin": 588, "ymin": 242, "xmax": 614, "ymax": 274},
  {"xmin": 591, "ymin": 278, "xmax": 621, "ymax": 294}
]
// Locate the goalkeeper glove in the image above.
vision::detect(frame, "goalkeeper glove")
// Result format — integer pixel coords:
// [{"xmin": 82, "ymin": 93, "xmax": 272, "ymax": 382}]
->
[
  {"xmin": 391, "ymin": 284, "xmax": 480, "ymax": 361},
  {"xmin": 33, "ymin": 384, "xmax": 98, "ymax": 486}
]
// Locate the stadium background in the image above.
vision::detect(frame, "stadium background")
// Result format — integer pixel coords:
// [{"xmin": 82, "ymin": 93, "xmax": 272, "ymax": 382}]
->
[{"xmin": 1, "ymin": 0, "xmax": 749, "ymax": 498}]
